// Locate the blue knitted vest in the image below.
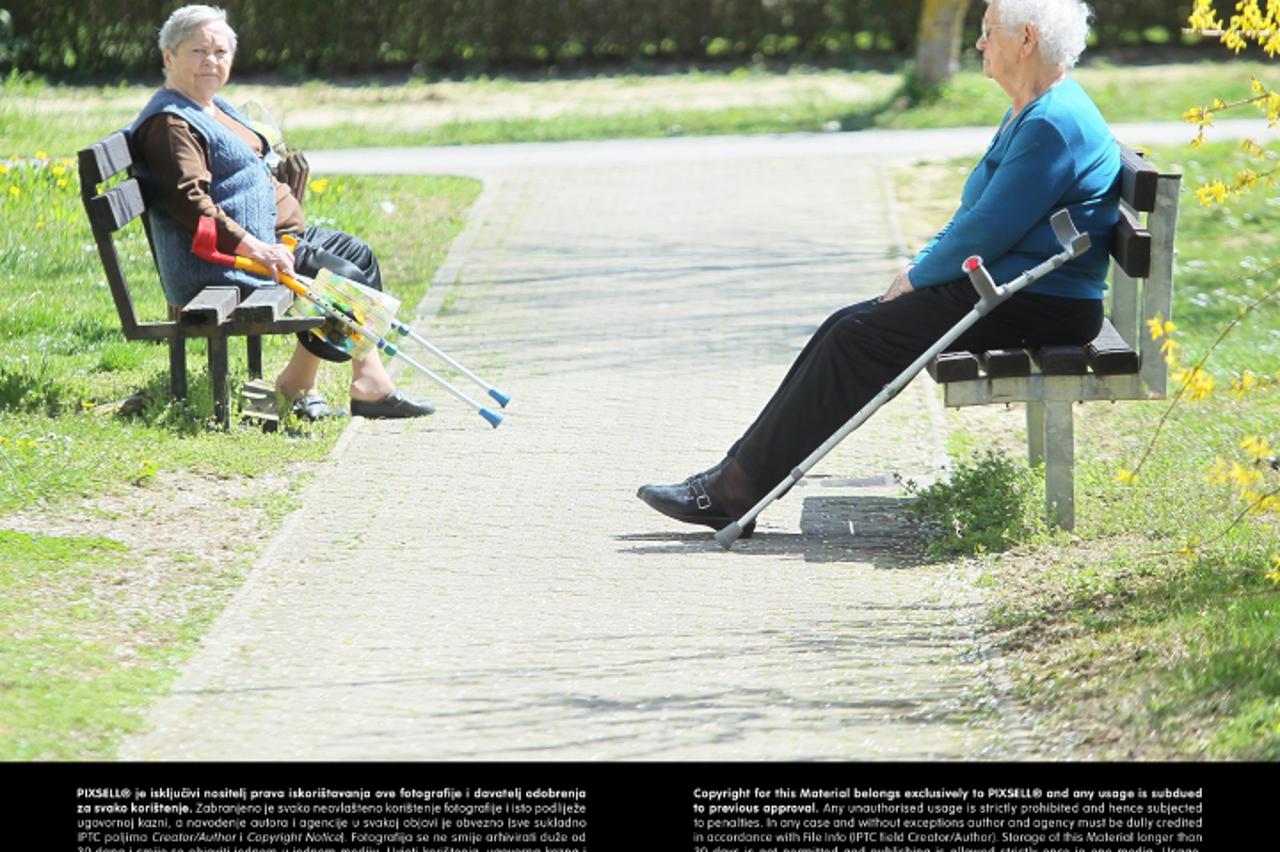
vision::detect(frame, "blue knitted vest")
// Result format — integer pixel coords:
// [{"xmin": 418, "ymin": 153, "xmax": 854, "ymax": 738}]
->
[{"xmin": 130, "ymin": 89, "xmax": 278, "ymax": 305}]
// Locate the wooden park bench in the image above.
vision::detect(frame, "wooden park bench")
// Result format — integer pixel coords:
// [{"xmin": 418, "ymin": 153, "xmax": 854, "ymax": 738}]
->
[
  {"xmin": 927, "ymin": 147, "xmax": 1181, "ymax": 529},
  {"xmin": 77, "ymin": 130, "xmax": 323, "ymax": 429}
]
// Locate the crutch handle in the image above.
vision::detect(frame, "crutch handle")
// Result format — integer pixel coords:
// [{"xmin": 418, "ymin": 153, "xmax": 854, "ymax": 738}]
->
[{"xmin": 963, "ymin": 255, "xmax": 1002, "ymax": 314}]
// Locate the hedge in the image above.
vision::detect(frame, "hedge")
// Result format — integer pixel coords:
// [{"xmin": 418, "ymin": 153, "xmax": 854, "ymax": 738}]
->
[{"xmin": 3, "ymin": 1, "xmax": 1197, "ymax": 78}]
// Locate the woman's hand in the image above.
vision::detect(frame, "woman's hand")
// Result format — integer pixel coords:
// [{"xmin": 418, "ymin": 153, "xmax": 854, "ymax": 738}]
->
[
  {"xmin": 236, "ymin": 233, "xmax": 295, "ymax": 282},
  {"xmin": 884, "ymin": 268, "xmax": 915, "ymax": 302}
]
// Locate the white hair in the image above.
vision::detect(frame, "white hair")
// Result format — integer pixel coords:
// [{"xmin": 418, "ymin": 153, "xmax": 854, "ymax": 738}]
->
[
  {"xmin": 988, "ymin": 0, "xmax": 1092, "ymax": 68},
  {"xmin": 158, "ymin": 5, "xmax": 236, "ymax": 57}
]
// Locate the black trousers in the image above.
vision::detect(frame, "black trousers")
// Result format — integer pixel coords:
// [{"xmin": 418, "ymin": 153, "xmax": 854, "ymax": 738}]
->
[
  {"xmin": 289, "ymin": 225, "xmax": 384, "ymax": 363},
  {"xmin": 729, "ymin": 279, "xmax": 1103, "ymax": 492}
]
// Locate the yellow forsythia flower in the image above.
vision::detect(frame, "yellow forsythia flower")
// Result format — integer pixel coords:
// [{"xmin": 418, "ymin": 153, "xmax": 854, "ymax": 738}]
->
[
  {"xmin": 1146, "ymin": 315, "xmax": 1176, "ymax": 340},
  {"xmin": 1232, "ymin": 370, "xmax": 1259, "ymax": 397},
  {"xmin": 1115, "ymin": 468, "xmax": 1139, "ymax": 485},
  {"xmin": 1195, "ymin": 180, "xmax": 1230, "ymax": 206},
  {"xmin": 1240, "ymin": 434, "xmax": 1273, "ymax": 460},
  {"xmin": 1188, "ymin": 0, "xmax": 1223, "ymax": 32}
]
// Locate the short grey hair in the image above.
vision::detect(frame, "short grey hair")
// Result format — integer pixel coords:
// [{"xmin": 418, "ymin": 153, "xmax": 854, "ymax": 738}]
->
[
  {"xmin": 158, "ymin": 5, "xmax": 237, "ymax": 56},
  {"xmin": 988, "ymin": 0, "xmax": 1092, "ymax": 68}
]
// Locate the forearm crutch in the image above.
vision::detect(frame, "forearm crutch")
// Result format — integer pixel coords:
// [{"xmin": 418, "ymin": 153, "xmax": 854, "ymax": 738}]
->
[
  {"xmin": 715, "ymin": 209, "xmax": 1092, "ymax": 549},
  {"xmin": 191, "ymin": 218, "xmax": 505, "ymax": 428},
  {"xmin": 278, "ymin": 233, "xmax": 510, "ymax": 409}
]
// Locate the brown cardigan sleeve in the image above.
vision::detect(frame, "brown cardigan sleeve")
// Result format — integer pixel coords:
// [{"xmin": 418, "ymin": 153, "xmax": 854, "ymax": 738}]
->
[{"xmin": 133, "ymin": 111, "xmax": 305, "ymax": 255}]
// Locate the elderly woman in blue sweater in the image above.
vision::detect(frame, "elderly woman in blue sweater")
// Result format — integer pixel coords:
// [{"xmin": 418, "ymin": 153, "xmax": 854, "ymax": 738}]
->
[
  {"xmin": 639, "ymin": 0, "xmax": 1119, "ymax": 535},
  {"xmin": 131, "ymin": 5, "xmax": 433, "ymax": 420}
]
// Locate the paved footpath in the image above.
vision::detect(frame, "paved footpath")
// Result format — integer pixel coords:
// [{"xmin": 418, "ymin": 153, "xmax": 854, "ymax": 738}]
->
[{"xmin": 121, "ymin": 122, "xmax": 1250, "ymax": 761}]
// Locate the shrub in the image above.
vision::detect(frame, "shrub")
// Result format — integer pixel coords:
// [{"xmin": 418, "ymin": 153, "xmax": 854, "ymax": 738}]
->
[{"xmin": 902, "ymin": 449, "xmax": 1046, "ymax": 555}]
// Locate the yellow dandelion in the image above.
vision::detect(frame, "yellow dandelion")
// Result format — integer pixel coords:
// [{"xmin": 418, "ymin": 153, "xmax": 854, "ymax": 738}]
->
[
  {"xmin": 34, "ymin": 150, "xmax": 47, "ymax": 159},
  {"xmin": 8, "ymin": 186, "xmax": 19, "ymax": 197},
  {"xmin": 81, "ymin": 400, "xmax": 96, "ymax": 409},
  {"xmin": 308, "ymin": 178, "xmax": 330, "ymax": 195},
  {"xmin": 1116, "ymin": 468, "xmax": 1139, "ymax": 485},
  {"xmin": 1266, "ymin": 558, "xmax": 1280, "ymax": 585},
  {"xmin": 52, "ymin": 165, "xmax": 65, "ymax": 177},
  {"xmin": 0, "ymin": 165, "xmax": 8, "ymax": 175},
  {"xmin": 56, "ymin": 178, "xmax": 67, "ymax": 189}
]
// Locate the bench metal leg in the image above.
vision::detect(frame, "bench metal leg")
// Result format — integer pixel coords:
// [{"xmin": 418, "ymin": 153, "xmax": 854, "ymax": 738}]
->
[
  {"xmin": 247, "ymin": 335, "xmax": 263, "ymax": 379},
  {"xmin": 166, "ymin": 305, "xmax": 188, "ymax": 401},
  {"xmin": 208, "ymin": 334, "xmax": 230, "ymax": 429},
  {"xmin": 1043, "ymin": 399, "xmax": 1075, "ymax": 530},
  {"xmin": 1026, "ymin": 401, "xmax": 1046, "ymax": 467}
]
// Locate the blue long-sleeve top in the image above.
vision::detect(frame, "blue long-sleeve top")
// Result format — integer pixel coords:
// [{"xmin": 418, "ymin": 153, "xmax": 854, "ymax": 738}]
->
[{"xmin": 909, "ymin": 77, "xmax": 1120, "ymax": 300}]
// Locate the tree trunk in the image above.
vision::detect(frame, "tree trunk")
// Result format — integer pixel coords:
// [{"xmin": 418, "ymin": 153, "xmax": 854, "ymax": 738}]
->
[{"xmin": 915, "ymin": 0, "xmax": 974, "ymax": 85}]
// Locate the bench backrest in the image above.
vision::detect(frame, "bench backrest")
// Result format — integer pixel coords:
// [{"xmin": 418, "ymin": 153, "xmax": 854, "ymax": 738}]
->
[
  {"xmin": 78, "ymin": 131, "xmax": 173, "ymax": 341},
  {"xmin": 1111, "ymin": 146, "xmax": 1180, "ymax": 398}
]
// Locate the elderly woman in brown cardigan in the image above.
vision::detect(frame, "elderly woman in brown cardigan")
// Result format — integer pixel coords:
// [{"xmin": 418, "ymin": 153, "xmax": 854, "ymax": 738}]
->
[{"xmin": 131, "ymin": 4, "xmax": 432, "ymax": 420}]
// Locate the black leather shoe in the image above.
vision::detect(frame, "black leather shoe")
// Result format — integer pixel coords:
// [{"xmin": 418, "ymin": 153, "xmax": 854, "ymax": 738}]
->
[
  {"xmin": 350, "ymin": 390, "xmax": 435, "ymax": 419},
  {"xmin": 637, "ymin": 477, "xmax": 755, "ymax": 539}
]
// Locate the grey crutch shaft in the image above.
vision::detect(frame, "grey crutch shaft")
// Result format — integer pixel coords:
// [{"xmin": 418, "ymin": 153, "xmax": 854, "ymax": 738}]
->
[{"xmin": 716, "ymin": 210, "xmax": 1090, "ymax": 549}]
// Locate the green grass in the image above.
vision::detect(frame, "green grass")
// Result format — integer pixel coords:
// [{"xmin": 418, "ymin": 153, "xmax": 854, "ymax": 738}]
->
[
  {"xmin": 0, "ymin": 150, "xmax": 480, "ymax": 757},
  {"xmin": 903, "ymin": 137, "xmax": 1280, "ymax": 759},
  {"xmin": 2, "ymin": 58, "xmax": 1277, "ymax": 156},
  {"xmin": 0, "ymin": 167, "xmax": 479, "ymax": 511},
  {"xmin": 3, "ymin": 56, "xmax": 1278, "ymax": 759},
  {"xmin": 0, "ymin": 528, "xmax": 246, "ymax": 759}
]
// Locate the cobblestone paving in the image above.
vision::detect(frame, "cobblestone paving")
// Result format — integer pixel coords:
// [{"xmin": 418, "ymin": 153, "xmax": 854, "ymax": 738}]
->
[{"xmin": 122, "ymin": 134, "xmax": 1033, "ymax": 761}]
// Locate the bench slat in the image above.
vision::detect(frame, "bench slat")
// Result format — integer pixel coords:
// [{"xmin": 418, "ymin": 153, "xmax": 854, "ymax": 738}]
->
[
  {"xmin": 1120, "ymin": 146, "xmax": 1159, "ymax": 213},
  {"xmin": 1086, "ymin": 318, "xmax": 1140, "ymax": 375},
  {"xmin": 979, "ymin": 348, "xmax": 1031, "ymax": 378},
  {"xmin": 77, "ymin": 132, "xmax": 133, "ymax": 189},
  {"xmin": 180, "ymin": 287, "xmax": 240, "ymax": 326},
  {"xmin": 234, "ymin": 286, "xmax": 294, "ymax": 323},
  {"xmin": 927, "ymin": 352, "xmax": 979, "ymax": 382},
  {"xmin": 1033, "ymin": 345, "xmax": 1089, "ymax": 375},
  {"xmin": 88, "ymin": 179, "xmax": 146, "ymax": 233},
  {"xmin": 1111, "ymin": 205, "xmax": 1151, "ymax": 278}
]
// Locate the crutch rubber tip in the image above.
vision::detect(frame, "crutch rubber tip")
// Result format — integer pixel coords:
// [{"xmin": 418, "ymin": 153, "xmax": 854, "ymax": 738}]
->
[
  {"xmin": 480, "ymin": 408, "xmax": 503, "ymax": 428},
  {"xmin": 714, "ymin": 523, "xmax": 743, "ymax": 550},
  {"xmin": 488, "ymin": 389, "xmax": 511, "ymax": 408}
]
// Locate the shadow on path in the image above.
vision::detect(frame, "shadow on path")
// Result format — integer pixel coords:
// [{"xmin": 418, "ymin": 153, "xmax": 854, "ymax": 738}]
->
[{"xmin": 619, "ymin": 494, "xmax": 933, "ymax": 568}]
